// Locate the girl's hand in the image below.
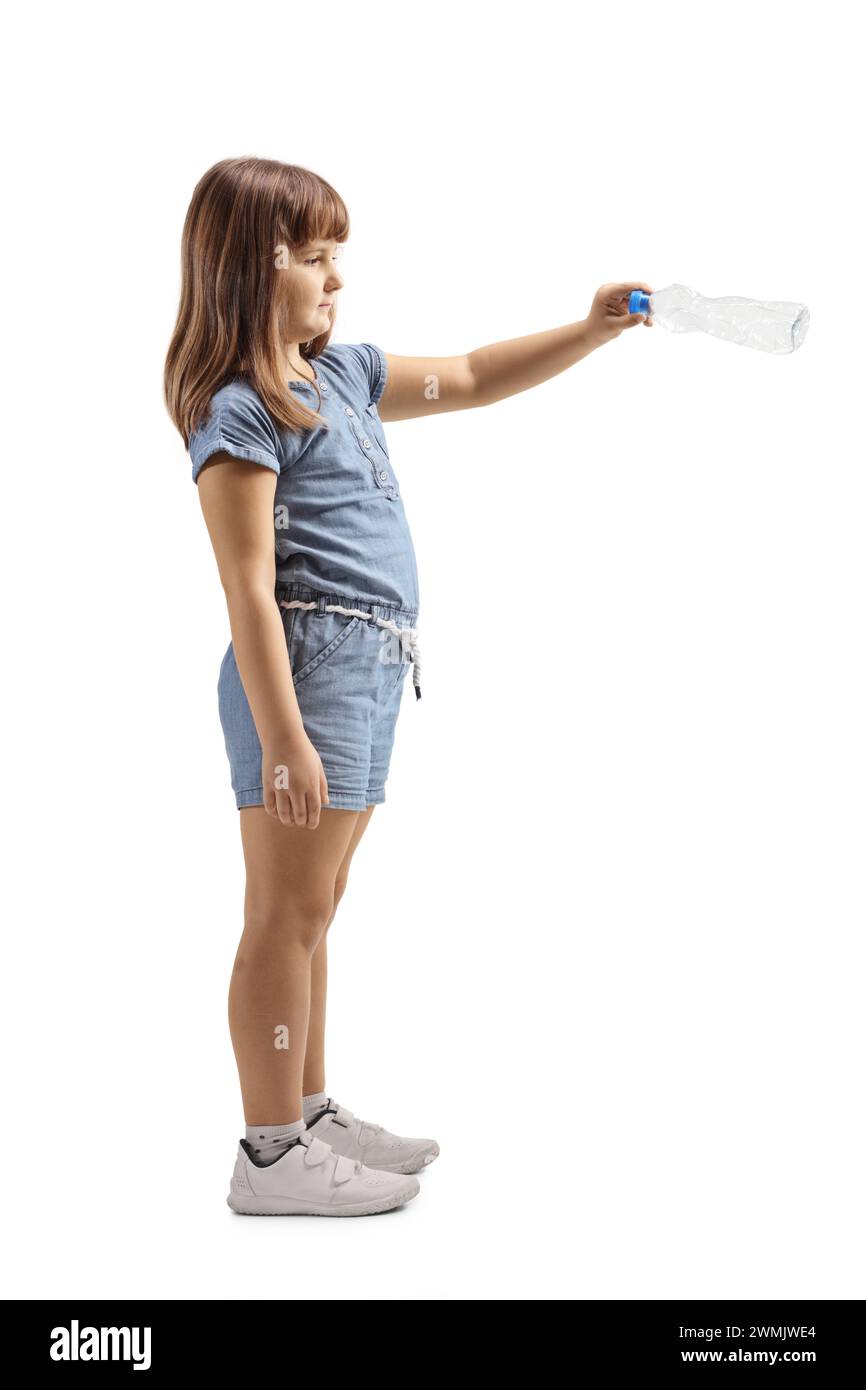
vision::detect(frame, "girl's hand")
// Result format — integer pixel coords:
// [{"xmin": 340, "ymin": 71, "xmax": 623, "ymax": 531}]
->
[
  {"xmin": 586, "ymin": 282, "xmax": 655, "ymax": 345},
  {"xmin": 263, "ymin": 732, "xmax": 330, "ymax": 828}
]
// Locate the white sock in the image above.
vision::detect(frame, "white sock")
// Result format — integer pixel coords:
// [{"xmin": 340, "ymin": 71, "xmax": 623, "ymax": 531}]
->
[
  {"xmin": 302, "ymin": 1090, "xmax": 330, "ymax": 1121},
  {"xmin": 245, "ymin": 1118, "xmax": 306, "ymax": 1164}
]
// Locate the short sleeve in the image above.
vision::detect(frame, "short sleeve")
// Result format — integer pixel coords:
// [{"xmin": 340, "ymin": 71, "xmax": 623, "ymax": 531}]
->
[
  {"xmin": 340, "ymin": 343, "xmax": 388, "ymax": 407},
  {"xmin": 188, "ymin": 385, "xmax": 281, "ymax": 484}
]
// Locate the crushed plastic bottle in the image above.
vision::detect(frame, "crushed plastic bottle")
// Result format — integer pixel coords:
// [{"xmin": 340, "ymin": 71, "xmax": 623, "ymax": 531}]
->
[{"xmin": 628, "ymin": 284, "xmax": 809, "ymax": 354}]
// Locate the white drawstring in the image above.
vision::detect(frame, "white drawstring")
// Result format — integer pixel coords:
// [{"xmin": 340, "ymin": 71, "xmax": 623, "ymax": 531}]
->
[{"xmin": 279, "ymin": 599, "xmax": 421, "ymax": 700}]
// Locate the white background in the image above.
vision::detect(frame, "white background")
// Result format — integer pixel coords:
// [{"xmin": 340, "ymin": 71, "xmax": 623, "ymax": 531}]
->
[{"xmin": 2, "ymin": 0, "xmax": 863, "ymax": 1301}]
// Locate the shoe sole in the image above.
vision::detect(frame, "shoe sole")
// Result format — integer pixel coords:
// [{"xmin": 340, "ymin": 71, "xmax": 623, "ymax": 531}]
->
[{"xmin": 227, "ymin": 1181, "xmax": 420, "ymax": 1216}]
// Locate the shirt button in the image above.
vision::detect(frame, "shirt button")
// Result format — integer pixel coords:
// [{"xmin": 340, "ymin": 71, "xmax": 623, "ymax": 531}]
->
[
  {"xmin": 362, "ymin": 437, "xmax": 372, "ymax": 448},
  {"xmin": 378, "ymin": 469, "xmax": 389, "ymax": 481},
  {"xmin": 345, "ymin": 406, "xmax": 354, "ymax": 416}
]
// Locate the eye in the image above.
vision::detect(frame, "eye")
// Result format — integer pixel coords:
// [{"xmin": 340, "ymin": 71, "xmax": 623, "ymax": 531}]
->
[{"xmin": 303, "ymin": 248, "xmax": 343, "ymax": 267}]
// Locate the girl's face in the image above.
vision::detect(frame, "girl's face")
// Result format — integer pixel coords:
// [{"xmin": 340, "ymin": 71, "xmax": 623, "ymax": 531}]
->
[{"xmin": 291, "ymin": 238, "xmax": 346, "ymax": 340}]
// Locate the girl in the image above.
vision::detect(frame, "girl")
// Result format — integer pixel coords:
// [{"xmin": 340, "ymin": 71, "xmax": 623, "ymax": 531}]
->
[{"xmin": 164, "ymin": 156, "xmax": 652, "ymax": 1218}]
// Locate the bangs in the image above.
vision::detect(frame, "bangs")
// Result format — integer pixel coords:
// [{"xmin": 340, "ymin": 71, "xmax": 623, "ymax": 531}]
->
[{"xmin": 276, "ymin": 173, "xmax": 350, "ymax": 253}]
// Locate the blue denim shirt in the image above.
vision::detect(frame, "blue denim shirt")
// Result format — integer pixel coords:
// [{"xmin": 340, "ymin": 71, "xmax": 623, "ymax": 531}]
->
[{"xmin": 188, "ymin": 342, "xmax": 420, "ymax": 614}]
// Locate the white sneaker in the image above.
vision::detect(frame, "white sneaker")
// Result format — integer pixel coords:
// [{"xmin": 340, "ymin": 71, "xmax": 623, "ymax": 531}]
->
[
  {"xmin": 304, "ymin": 1100, "xmax": 440, "ymax": 1175},
  {"xmin": 227, "ymin": 1129, "xmax": 420, "ymax": 1216}
]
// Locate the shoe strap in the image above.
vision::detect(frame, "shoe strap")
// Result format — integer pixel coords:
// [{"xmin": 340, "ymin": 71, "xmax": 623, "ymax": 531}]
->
[
  {"xmin": 300, "ymin": 1131, "xmax": 360, "ymax": 1184},
  {"xmin": 333, "ymin": 1153, "xmax": 358, "ymax": 1184},
  {"xmin": 301, "ymin": 1135, "xmax": 332, "ymax": 1168},
  {"xmin": 332, "ymin": 1105, "xmax": 355, "ymax": 1129}
]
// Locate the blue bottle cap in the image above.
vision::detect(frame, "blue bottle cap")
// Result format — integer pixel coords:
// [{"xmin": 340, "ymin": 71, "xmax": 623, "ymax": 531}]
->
[{"xmin": 629, "ymin": 290, "xmax": 651, "ymax": 315}]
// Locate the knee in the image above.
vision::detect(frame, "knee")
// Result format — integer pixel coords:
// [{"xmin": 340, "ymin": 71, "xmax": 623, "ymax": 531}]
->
[
  {"xmin": 241, "ymin": 893, "xmax": 334, "ymax": 956},
  {"xmin": 332, "ymin": 872, "xmax": 349, "ymax": 912},
  {"xmin": 320, "ymin": 873, "xmax": 349, "ymax": 937}
]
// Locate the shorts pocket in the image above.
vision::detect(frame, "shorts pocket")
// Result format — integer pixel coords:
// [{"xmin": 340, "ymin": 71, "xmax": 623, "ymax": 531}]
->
[{"xmin": 284, "ymin": 606, "xmax": 363, "ymax": 686}]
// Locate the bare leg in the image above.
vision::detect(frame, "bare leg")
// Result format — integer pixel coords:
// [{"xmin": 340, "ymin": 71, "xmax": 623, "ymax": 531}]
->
[
  {"xmin": 230, "ymin": 805, "xmax": 362, "ymax": 1124},
  {"xmin": 303, "ymin": 805, "xmax": 377, "ymax": 1097}
]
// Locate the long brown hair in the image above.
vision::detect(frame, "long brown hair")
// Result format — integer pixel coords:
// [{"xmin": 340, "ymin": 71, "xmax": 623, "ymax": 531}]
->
[{"xmin": 163, "ymin": 157, "xmax": 350, "ymax": 445}]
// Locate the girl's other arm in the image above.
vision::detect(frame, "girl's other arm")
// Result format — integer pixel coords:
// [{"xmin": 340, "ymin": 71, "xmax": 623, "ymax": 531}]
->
[
  {"xmin": 196, "ymin": 456, "xmax": 328, "ymax": 828},
  {"xmin": 377, "ymin": 281, "xmax": 653, "ymax": 422}
]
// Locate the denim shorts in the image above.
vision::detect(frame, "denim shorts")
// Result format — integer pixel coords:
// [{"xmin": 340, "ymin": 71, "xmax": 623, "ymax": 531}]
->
[{"xmin": 217, "ymin": 582, "xmax": 420, "ymax": 812}]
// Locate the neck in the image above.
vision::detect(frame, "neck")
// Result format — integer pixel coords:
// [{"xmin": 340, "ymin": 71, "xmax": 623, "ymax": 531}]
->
[{"xmin": 276, "ymin": 341, "xmax": 315, "ymax": 385}]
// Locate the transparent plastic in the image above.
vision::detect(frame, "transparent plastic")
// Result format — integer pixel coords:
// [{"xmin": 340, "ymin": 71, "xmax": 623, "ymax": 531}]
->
[{"xmin": 628, "ymin": 284, "xmax": 809, "ymax": 354}]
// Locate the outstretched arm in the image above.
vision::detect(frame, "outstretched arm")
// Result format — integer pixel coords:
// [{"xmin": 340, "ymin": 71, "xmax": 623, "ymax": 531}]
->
[{"xmin": 377, "ymin": 281, "xmax": 653, "ymax": 423}]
